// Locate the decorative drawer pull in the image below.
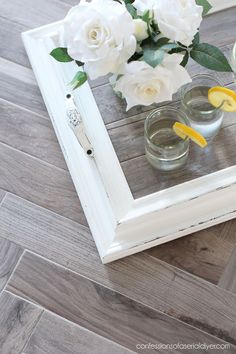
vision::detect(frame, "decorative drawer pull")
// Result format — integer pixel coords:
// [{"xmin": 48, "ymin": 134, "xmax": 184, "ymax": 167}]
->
[{"xmin": 66, "ymin": 94, "xmax": 94, "ymax": 157}]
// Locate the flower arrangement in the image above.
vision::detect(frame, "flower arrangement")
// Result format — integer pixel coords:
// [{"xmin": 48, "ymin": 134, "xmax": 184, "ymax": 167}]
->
[{"xmin": 50, "ymin": 0, "xmax": 232, "ymax": 110}]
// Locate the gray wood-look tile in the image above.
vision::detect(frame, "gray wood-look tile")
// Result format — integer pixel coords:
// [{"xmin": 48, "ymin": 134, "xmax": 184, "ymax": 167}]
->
[
  {"xmin": 7, "ymin": 251, "xmax": 235, "ymax": 353},
  {"xmin": 145, "ymin": 229, "xmax": 233, "ymax": 284},
  {"xmin": 0, "ymin": 16, "xmax": 30, "ymax": 68},
  {"xmin": 0, "ymin": 98, "xmax": 67, "ymax": 170},
  {"xmin": 0, "ymin": 58, "xmax": 48, "ymax": 117},
  {"xmin": 0, "ymin": 238, "xmax": 23, "ymax": 293},
  {"xmin": 0, "ymin": 189, "xmax": 6, "ymax": 204},
  {"xmin": 213, "ymin": 219, "xmax": 236, "ymax": 245},
  {"xmin": 1, "ymin": 194, "xmax": 236, "ymax": 343},
  {"xmin": 0, "ymin": 291, "xmax": 42, "ymax": 354},
  {"xmin": 57, "ymin": 0, "xmax": 78, "ymax": 6},
  {"xmin": 200, "ymin": 7, "xmax": 236, "ymax": 47},
  {"xmin": 0, "ymin": 0, "xmax": 69, "ymax": 28},
  {"xmin": 0, "ymin": 142, "xmax": 87, "ymax": 225},
  {"xmin": 218, "ymin": 246, "xmax": 236, "ymax": 294},
  {"xmin": 24, "ymin": 311, "xmax": 135, "ymax": 354}
]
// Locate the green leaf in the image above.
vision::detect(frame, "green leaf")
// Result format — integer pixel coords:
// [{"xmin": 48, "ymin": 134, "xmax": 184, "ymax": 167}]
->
[
  {"xmin": 75, "ymin": 60, "xmax": 84, "ymax": 67},
  {"xmin": 195, "ymin": 0, "xmax": 212, "ymax": 16},
  {"xmin": 128, "ymin": 52, "xmax": 143, "ymax": 63},
  {"xmin": 166, "ymin": 46, "xmax": 189, "ymax": 66},
  {"xmin": 177, "ymin": 42, "xmax": 187, "ymax": 49},
  {"xmin": 143, "ymin": 48, "xmax": 164, "ymax": 68},
  {"xmin": 141, "ymin": 37, "xmax": 154, "ymax": 48},
  {"xmin": 190, "ymin": 43, "xmax": 233, "ymax": 72},
  {"xmin": 181, "ymin": 51, "xmax": 189, "ymax": 67},
  {"xmin": 50, "ymin": 47, "xmax": 73, "ymax": 63},
  {"xmin": 142, "ymin": 39, "xmax": 177, "ymax": 52},
  {"xmin": 154, "ymin": 37, "xmax": 170, "ymax": 47},
  {"xmin": 70, "ymin": 71, "xmax": 87, "ymax": 90},
  {"xmin": 126, "ymin": 3, "xmax": 138, "ymax": 18},
  {"xmin": 142, "ymin": 10, "xmax": 150, "ymax": 23},
  {"xmin": 169, "ymin": 47, "xmax": 186, "ymax": 55}
]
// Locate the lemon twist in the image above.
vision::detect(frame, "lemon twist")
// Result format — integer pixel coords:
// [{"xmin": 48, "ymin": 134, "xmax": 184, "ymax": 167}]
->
[
  {"xmin": 173, "ymin": 122, "xmax": 208, "ymax": 148},
  {"xmin": 208, "ymin": 86, "xmax": 236, "ymax": 112}
]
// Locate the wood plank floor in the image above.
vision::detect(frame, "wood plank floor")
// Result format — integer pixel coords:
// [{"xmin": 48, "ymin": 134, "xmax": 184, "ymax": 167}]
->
[
  {"xmin": 23, "ymin": 311, "xmax": 135, "ymax": 354},
  {"xmin": 1, "ymin": 1, "xmax": 236, "ymax": 353},
  {"xmin": 0, "ymin": 291, "xmax": 42, "ymax": 354}
]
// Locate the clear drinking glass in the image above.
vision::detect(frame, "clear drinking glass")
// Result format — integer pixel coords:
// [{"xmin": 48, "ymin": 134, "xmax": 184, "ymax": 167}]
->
[
  {"xmin": 144, "ymin": 107, "xmax": 190, "ymax": 171},
  {"xmin": 181, "ymin": 74, "xmax": 224, "ymax": 139}
]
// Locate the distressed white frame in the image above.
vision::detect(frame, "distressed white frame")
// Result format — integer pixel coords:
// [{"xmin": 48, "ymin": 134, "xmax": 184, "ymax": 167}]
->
[{"xmin": 22, "ymin": 1, "xmax": 236, "ymax": 263}]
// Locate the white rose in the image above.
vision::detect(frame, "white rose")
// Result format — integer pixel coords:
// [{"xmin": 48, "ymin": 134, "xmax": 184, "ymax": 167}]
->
[
  {"xmin": 62, "ymin": 0, "xmax": 136, "ymax": 80},
  {"xmin": 134, "ymin": 0, "xmax": 203, "ymax": 47},
  {"xmin": 114, "ymin": 54, "xmax": 192, "ymax": 110},
  {"xmin": 133, "ymin": 19, "xmax": 149, "ymax": 42}
]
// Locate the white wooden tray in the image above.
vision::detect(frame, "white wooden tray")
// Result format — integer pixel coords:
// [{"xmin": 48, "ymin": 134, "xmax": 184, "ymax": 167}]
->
[{"xmin": 22, "ymin": 0, "xmax": 236, "ymax": 263}]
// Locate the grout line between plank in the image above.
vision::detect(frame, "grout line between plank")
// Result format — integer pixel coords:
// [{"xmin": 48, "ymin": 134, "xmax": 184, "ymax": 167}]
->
[
  {"xmin": 12, "ymin": 249, "xmax": 236, "ymax": 331},
  {"xmin": 217, "ymin": 245, "xmax": 236, "ymax": 290},
  {"xmin": 0, "ymin": 192, "xmax": 89, "ymax": 229},
  {"xmin": 0, "ymin": 14, "xmax": 30, "ymax": 28},
  {"xmin": 21, "ymin": 310, "xmax": 45, "ymax": 354},
  {"xmin": 1, "ymin": 249, "xmax": 26, "ymax": 296},
  {"xmin": 0, "ymin": 141, "xmax": 69, "ymax": 174},
  {"xmin": 4, "ymin": 289, "xmax": 137, "ymax": 354},
  {"xmin": 5, "ymin": 264, "xmax": 235, "ymax": 348},
  {"xmin": 0, "ymin": 97, "xmax": 49, "ymax": 121},
  {"xmin": 0, "ymin": 191, "xmax": 8, "ymax": 208}
]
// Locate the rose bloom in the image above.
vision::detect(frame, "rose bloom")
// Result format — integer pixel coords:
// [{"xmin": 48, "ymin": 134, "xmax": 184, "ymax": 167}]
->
[
  {"xmin": 62, "ymin": 0, "xmax": 136, "ymax": 79},
  {"xmin": 133, "ymin": 19, "xmax": 149, "ymax": 42},
  {"xmin": 133, "ymin": 0, "xmax": 203, "ymax": 46},
  {"xmin": 114, "ymin": 54, "xmax": 192, "ymax": 110}
]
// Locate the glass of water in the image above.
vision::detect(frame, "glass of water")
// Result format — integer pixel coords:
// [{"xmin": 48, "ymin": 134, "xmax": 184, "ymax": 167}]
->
[
  {"xmin": 144, "ymin": 107, "xmax": 190, "ymax": 171},
  {"xmin": 181, "ymin": 74, "xmax": 224, "ymax": 140}
]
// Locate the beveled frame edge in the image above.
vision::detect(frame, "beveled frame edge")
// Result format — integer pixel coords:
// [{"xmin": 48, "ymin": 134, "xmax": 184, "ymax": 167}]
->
[{"xmin": 22, "ymin": 1, "xmax": 236, "ymax": 263}]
